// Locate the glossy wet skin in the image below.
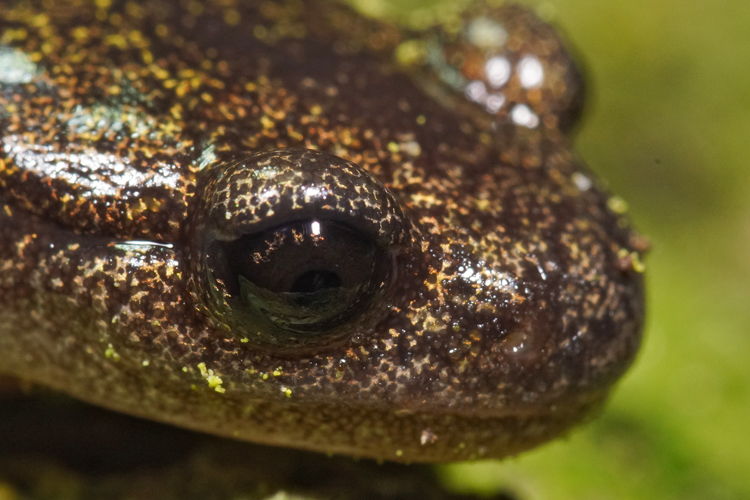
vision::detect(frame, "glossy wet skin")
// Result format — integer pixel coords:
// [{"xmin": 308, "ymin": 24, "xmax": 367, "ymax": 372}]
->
[{"xmin": 0, "ymin": 0, "xmax": 645, "ymax": 462}]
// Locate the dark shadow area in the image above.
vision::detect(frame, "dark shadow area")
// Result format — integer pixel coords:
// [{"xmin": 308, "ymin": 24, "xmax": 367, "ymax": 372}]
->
[{"xmin": 0, "ymin": 392, "xmax": 517, "ymax": 500}]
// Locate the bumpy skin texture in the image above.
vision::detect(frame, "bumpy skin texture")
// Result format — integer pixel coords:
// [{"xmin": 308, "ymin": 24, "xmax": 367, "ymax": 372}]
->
[{"xmin": 0, "ymin": 0, "xmax": 646, "ymax": 462}]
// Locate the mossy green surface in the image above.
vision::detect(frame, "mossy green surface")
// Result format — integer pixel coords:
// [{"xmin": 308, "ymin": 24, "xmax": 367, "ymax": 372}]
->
[{"xmin": 351, "ymin": 0, "xmax": 750, "ymax": 498}]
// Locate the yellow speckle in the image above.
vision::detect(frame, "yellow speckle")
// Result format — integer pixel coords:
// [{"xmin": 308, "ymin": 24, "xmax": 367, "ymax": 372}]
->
[
  {"xmin": 182, "ymin": 366, "xmax": 188, "ymax": 372},
  {"xmin": 178, "ymin": 68, "xmax": 196, "ymax": 79},
  {"xmin": 197, "ymin": 362, "xmax": 226, "ymax": 393},
  {"xmin": 631, "ymin": 254, "xmax": 646, "ymax": 273},
  {"xmin": 155, "ymin": 24, "xmax": 169, "ymax": 38},
  {"xmin": 124, "ymin": 1, "xmax": 144, "ymax": 19},
  {"xmin": 395, "ymin": 39, "xmax": 425, "ymax": 66},
  {"xmin": 223, "ymin": 9, "xmax": 241, "ymax": 26},
  {"xmin": 142, "ymin": 360, "xmax": 150, "ymax": 367},
  {"xmin": 107, "ymin": 85, "xmax": 121, "ymax": 95},
  {"xmin": 200, "ymin": 92, "xmax": 213, "ymax": 103},
  {"xmin": 71, "ymin": 26, "xmax": 90, "ymax": 41},
  {"xmin": 174, "ymin": 80, "xmax": 192, "ymax": 97},
  {"xmin": 607, "ymin": 196, "xmax": 629, "ymax": 214},
  {"xmin": 253, "ymin": 25, "xmax": 269, "ymax": 40},
  {"xmin": 104, "ymin": 34, "xmax": 128, "ymax": 49},
  {"xmin": 387, "ymin": 141, "xmax": 400, "ymax": 154},
  {"xmin": 30, "ymin": 14, "xmax": 50, "ymax": 29},
  {"xmin": 282, "ymin": 387, "xmax": 292, "ymax": 397},
  {"xmin": 187, "ymin": 0, "xmax": 204, "ymax": 16},
  {"xmin": 310, "ymin": 104, "xmax": 322, "ymax": 116},
  {"xmin": 288, "ymin": 127, "xmax": 304, "ymax": 141},
  {"xmin": 400, "ymin": 140, "xmax": 421, "ymax": 157},
  {"xmin": 104, "ymin": 344, "xmax": 120, "ymax": 361},
  {"xmin": 260, "ymin": 115, "xmax": 274, "ymax": 129},
  {"xmin": 109, "ymin": 13, "xmax": 123, "ymax": 26},
  {"xmin": 1, "ymin": 28, "xmax": 28, "ymax": 44},
  {"xmin": 240, "ymin": 337, "xmax": 249, "ymax": 343},
  {"xmin": 272, "ymin": 367, "xmax": 282, "ymax": 376},
  {"xmin": 619, "ymin": 248, "xmax": 646, "ymax": 273},
  {"xmin": 127, "ymin": 29, "xmax": 145, "ymax": 45},
  {"xmin": 262, "ymin": 373, "xmax": 269, "ymax": 380},
  {"xmin": 395, "ymin": 449, "xmax": 404, "ymax": 457},
  {"xmin": 95, "ymin": 0, "xmax": 112, "ymax": 9},
  {"xmin": 151, "ymin": 65, "xmax": 170, "ymax": 80},
  {"xmin": 474, "ymin": 199, "xmax": 490, "ymax": 211},
  {"xmin": 416, "ymin": 114, "xmax": 426, "ymax": 125}
]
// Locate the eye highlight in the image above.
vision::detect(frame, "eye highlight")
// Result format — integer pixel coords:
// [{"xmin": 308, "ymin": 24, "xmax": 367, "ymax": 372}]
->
[{"xmin": 189, "ymin": 149, "xmax": 415, "ymax": 354}]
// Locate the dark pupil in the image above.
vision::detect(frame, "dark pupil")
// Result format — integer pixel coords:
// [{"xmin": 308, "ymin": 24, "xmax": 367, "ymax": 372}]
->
[
  {"xmin": 216, "ymin": 220, "xmax": 383, "ymax": 333},
  {"xmin": 292, "ymin": 270, "xmax": 341, "ymax": 298}
]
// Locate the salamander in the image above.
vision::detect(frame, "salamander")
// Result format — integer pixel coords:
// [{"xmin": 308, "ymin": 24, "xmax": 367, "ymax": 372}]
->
[{"xmin": 0, "ymin": 0, "xmax": 646, "ymax": 463}]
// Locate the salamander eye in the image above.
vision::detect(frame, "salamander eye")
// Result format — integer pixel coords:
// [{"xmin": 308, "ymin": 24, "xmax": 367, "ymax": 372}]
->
[
  {"xmin": 206, "ymin": 219, "xmax": 389, "ymax": 334},
  {"xmin": 189, "ymin": 149, "xmax": 413, "ymax": 354}
]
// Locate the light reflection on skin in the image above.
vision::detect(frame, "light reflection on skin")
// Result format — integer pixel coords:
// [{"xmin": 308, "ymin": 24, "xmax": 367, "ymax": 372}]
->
[
  {"xmin": 3, "ymin": 137, "xmax": 183, "ymax": 196},
  {"xmin": 116, "ymin": 241, "xmax": 174, "ymax": 249},
  {"xmin": 0, "ymin": 47, "xmax": 37, "ymax": 84},
  {"xmin": 517, "ymin": 55, "xmax": 545, "ymax": 88},
  {"xmin": 461, "ymin": 51, "xmax": 544, "ymax": 127},
  {"xmin": 465, "ymin": 17, "xmax": 509, "ymax": 48},
  {"xmin": 464, "ymin": 80, "xmax": 508, "ymax": 115},
  {"xmin": 457, "ymin": 263, "xmax": 517, "ymax": 292},
  {"xmin": 484, "ymin": 56, "xmax": 512, "ymax": 88},
  {"xmin": 303, "ymin": 185, "xmax": 328, "ymax": 202},
  {"xmin": 510, "ymin": 103, "xmax": 540, "ymax": 128}
]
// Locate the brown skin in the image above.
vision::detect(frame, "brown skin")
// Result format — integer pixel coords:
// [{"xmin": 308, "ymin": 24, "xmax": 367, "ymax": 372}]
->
[{"xmin": 0, "ymin": 0, "xmax": 645, "ymax": 463}]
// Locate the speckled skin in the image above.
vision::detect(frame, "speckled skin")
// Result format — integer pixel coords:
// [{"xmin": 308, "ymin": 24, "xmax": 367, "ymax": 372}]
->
[{"xmin": 0, "ymin": 0, "xmax": 646, "ymax": 462}]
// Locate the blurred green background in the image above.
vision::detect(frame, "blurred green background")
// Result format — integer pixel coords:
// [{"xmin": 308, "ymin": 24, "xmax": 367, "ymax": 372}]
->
[{"xmin": 351, "ymin": 0, "xmax": 750, "ymax": 498}]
